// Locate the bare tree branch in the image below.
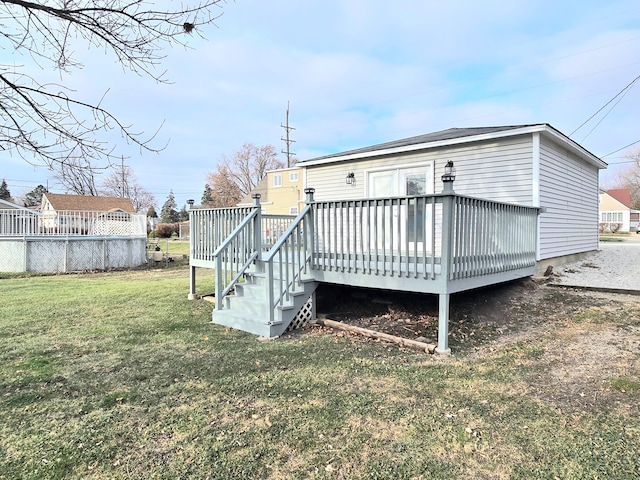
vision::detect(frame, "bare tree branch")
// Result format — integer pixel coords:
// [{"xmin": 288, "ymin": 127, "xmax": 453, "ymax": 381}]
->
[{"xmin": 0, "ymin": 0, "xmax": 224, "ymax": 175}]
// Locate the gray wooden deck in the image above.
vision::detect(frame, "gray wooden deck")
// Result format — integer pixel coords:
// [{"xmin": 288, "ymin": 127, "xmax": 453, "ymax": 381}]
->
[{"xmin": 188, "ymin": 189, "xmax": 539, "ymax": 353}]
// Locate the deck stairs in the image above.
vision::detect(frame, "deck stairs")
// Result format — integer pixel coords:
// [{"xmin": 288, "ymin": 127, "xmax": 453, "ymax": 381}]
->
[{"xmin": 212, "ymin": 255, "xmax": 318, "ymax": 337}]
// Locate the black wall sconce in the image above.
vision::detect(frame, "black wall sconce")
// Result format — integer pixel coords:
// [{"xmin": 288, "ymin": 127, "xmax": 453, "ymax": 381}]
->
[{"xmin": 345, "ymin": 172, "xmax": 355, "ymax": 185}]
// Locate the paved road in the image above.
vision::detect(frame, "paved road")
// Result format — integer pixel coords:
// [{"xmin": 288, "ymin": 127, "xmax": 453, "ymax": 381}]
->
[{"xmin": 553, "ymin": 235, "xmax": 640, "ymax": 291}]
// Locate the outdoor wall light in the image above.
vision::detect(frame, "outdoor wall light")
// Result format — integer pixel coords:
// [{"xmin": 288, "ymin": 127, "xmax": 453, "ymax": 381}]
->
[
  {"xmin": 345, "ymin": 172, "xmax": 355, "ymax": 185},
  {"xmin": 441, "ymin": 161, "xmax": 456, "ymax": 183},
  {"xmin": 187, "ymin": 199, "xmax": 195, "ymax": 209}
]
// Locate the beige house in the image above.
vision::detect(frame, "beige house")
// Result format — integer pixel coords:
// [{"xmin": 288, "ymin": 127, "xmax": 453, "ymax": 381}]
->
[
  {"xmin": 239, "ymin": 166, "xmax": 303, "ymax": 215},
  {"xmin": 599, "ymin": 188, "xmax": 637, "ymax": 233}
]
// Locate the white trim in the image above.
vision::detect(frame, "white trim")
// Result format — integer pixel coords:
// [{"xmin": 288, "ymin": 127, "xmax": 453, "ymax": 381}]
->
[
  {"xmin": 365, "ymin": 161, "xmax": 435, "ymax": 197},
  {"xmin": 533, "ymin": 132, "xmax": 541, "ymax": 261},
  {"xmin": 532, "ymin": 132, "xmax": 541, "ymax": 208}
]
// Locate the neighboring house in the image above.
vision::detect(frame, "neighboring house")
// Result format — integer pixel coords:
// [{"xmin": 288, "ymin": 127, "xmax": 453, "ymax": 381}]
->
[
  {"xmin": 190, "ymin": 123, "xmax": 607, "ymax": 353},
  {"xmin": 40, "ymin": 193, "xmax": 136, "ymax": 235},
  {"xmin": 239, "ymin": 166, "xmax": 304, "ymax": 215},
  {"xmin": 301, "ymin": 124, "xmax": 606, "ymax": 264},
  {"xmin": 0, "ymin": 199, "xmax": 39, "ymax": 235},
  {"xmin": 599, "ymin": 188, "xmax": 638, "ymax": 233}
]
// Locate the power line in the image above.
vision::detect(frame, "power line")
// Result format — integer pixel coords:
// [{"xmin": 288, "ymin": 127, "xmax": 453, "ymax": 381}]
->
[
  {"xmin": 569, "ymin": 72, "xmax": 640, "ymax": 138},
  {"xmin": 602, "ymin": 138, "xmax": 640, "ymax": 158}
]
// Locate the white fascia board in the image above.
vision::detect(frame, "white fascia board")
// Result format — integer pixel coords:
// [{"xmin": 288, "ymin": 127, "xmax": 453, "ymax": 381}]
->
[{"xmin": 537, "ymin": 125, "xmax": 607, "ymax": 169}]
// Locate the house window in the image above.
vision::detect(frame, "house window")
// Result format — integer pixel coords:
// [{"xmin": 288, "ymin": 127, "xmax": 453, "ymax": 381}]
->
[
  {"xmin": 289, "ymin": 171, "xmax": 299, "ymax": 182},
  {"xmin": 273, "ymin": 174, "xmax": 283, "ymax": 187},
  {"xmin": 289, "ymin": 206, "xmax": 298, "ymax": 215}
]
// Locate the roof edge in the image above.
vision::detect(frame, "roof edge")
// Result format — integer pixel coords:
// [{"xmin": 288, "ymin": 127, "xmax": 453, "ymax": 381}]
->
[{"xmin": 301, "ymin": 124, "xmax": 607, "ymax": 169}]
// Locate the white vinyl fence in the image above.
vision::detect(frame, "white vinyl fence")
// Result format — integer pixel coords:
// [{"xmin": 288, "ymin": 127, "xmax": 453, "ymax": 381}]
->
[{"xmin": 0, "ymin": 209, "xmax": 148, "ymax": 273}]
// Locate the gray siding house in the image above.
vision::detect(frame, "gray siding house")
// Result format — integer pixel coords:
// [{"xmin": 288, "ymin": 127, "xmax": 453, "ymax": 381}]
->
[
  {"xmin": 189, "ymin": 123, "xmax": 606, "ymax": 353},
  {"xmin": 301, "ymin": 124, "xmax": 606, "ymax": 266}
]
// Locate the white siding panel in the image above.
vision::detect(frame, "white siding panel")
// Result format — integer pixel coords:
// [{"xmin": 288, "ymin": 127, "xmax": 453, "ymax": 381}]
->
[
  {"xmin": 538, "ymin": 138, "xmax": 599, "ymax": 259},
  {"xmin": 305, "ymin": 135, "xmax": 534, "ymax": 205}
]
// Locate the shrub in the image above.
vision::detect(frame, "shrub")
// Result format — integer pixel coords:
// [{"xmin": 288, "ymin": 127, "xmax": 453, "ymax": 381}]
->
[{"xmin": 155, "ymin": 223, "xmax": 178, "ymax": 238}]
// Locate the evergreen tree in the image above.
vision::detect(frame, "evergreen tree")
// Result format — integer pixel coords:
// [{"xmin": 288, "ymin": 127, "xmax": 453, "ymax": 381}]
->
[
  {"xmin": 160, "ymin": 191, "xmax": 179, "ymax": 223},
  {"xmin": 179, "ymin": 206, "xmax": 189, "ymax": 222},
  {"xmin": 201, "ymin": 183, "xmax": 213, "ymax": 206},
  {"xmin": 23, "ymin": 185, "xmax": 48, "ymax": 207},
  {"xmin": 0, "ymin": 179, "xmax": 11, "ymax": 201}
]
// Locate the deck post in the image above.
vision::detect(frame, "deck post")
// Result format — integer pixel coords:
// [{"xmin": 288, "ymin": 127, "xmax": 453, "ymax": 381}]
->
[
  {"xmin": 437, "ymin": 293, "xmax": 451, "ymax": 354},
  {"xmin": 252, "ymin": 194, "xmax": 262, "ymax": 252},
  {"xmin": 188, "ymin": 265, "xmax": 197, "ymax": 300},
  {"xmin": 304, "ymin": 188, "xmax": 315, "ymax": 267},
  {"xmin": 436, "ymin": 176, "xmax": 455, "ymax": 355},
  {"xmin": 188, "ymin": 204, "xmax": 197, "ymax": 299}
]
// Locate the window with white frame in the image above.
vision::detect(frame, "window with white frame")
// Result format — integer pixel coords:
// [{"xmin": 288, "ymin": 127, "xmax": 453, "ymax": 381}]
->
[
  {"xmin": 289, "ymin": 171, "xmax": 299, "ymax": 182},
  {"xmin": 602, "ymin": 212, "xmax": 623, "ymax": 222},
  {"xmin": 273, "ymin": 174, "xmax": 283, "ymax": 187}
]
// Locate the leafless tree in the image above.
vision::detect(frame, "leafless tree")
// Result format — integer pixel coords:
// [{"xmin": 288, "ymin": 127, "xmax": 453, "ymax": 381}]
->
[
  {"xmin": 613, "ymin": 149, "xmax": 640, "ymax": 209},
  {"xmin": 206, "ymin": 143, "xmax": 284, "ymax": 206},
  {"xmin": 101, "ymin": 163, "xmax": 155, "ymax": 212},
  {"xmin": 206, "ymin": 163, "xmax": 243, "ymax": 207},
  {"xmin": 0, "ymin": 0, "xmax": 224, "ymax": 174}
]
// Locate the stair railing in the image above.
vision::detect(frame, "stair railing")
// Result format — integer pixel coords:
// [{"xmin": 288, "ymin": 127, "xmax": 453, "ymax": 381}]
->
[
  {"xmin": 263, "ymin": 189, "xmax": 316, "ymax": 317},
  {"xmin": 212, "ymin": 194, "xmax": 262, "ymax": 310}
]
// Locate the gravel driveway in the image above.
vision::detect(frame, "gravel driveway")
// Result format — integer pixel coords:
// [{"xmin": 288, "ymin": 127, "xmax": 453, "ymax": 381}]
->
[{"xmin": 553, "ymin": 236, "xmax": 640, "ymax": 291}]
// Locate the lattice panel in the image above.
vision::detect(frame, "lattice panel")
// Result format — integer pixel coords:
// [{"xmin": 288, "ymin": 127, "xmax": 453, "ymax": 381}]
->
[{"xmin": 287, "ymin": 294, "xmax": 315, "ymax": 332}]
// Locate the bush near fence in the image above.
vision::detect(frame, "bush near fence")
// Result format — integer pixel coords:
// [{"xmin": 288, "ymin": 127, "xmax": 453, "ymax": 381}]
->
[{"xmin": 155, "ymin": 223, "xmax": 178, "ymax": 238}]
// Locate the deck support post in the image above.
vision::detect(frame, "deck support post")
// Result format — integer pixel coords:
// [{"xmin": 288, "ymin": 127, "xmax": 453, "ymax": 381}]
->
[
  {"xmin": 188, "ymin": 265, "xmax": 197, "ymax": 300},
  {"xmin": 436, "ymin": 293, "xmax": 451, "ymax": 355},
  {"xmin": 437, "ymin": 176, "xmax": 455, "ymax": 355}
]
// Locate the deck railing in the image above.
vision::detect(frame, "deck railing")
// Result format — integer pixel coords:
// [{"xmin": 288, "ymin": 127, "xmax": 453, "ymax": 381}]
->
[
  {"xmin": 212, "ymin": 209, "xmax": 262, "ymax": 308},
  {"xmin": 190, "ymin": 205, "xmax": 256, "ymax": 262},
  {"xmin": 0, "ymin": 209, "xmax": 146, "ymax": 236},
  {"xmin": 311, "ymin": 193, "xmax": 538, "ymax": 281},
  {"xmin": 189, "ymin": 190, "xmax": 539, "ymax": 301},
  {"xmin": 451, "ymin": 197, "xmax": 538, "ymax": 280},
  {"xmin": 262, "ymin": 214, "xmax": 296, "ymax": 249},
  {"xmin": 312, "ymin": 195, "xmax": 442, "ymax": 278},
  {"xmin": 264, "ymin": 196, "xmax": 313, "ymax": 313}
]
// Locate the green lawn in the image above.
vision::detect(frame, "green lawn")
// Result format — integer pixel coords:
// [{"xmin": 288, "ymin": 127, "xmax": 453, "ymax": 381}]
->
[
  {"xmin": 148, "ymin": 239, "xmax": 190, "ymax": 256},
  {"xmin": 1, "ymin": 266, "xmax": 639, "ymax": 479}
]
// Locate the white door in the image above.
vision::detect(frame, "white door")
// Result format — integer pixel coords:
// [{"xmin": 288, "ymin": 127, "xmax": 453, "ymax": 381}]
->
[{"xmin": 367, "ymin": 165, "xmax": 433, "ymax": 253}]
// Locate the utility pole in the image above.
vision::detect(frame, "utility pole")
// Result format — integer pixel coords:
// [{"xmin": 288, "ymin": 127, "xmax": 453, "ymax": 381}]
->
[{"xmin": 281, "ymin": 101, "xmax": 296, "ymax": 167}]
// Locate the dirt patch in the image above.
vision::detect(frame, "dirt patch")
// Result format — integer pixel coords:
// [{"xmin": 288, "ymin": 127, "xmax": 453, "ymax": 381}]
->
[
  {"xmin": 313, "ymin": 278, "xmax": 605, "ymax": 349},
  {"xmin": 311, "ymin": 278, "xmax": 640, "ymax": 413}
]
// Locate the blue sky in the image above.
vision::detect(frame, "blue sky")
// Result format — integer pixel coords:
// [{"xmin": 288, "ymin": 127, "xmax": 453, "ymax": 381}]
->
[{"xmin": 3, "ymin": 0, "xmax": 640, "ymax": 209}]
